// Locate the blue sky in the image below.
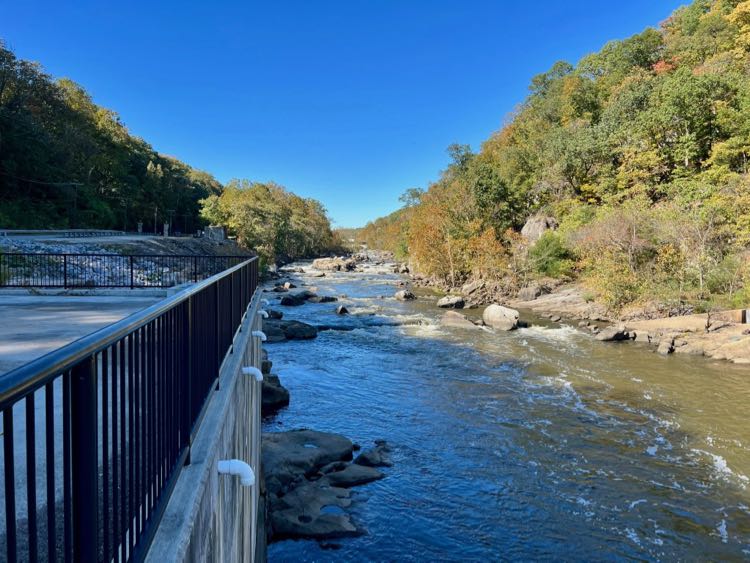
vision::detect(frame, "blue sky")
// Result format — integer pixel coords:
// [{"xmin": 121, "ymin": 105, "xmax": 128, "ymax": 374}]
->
[{"xmin": 2, "ymin": 1, "xmax": 685, "ymax": 227}]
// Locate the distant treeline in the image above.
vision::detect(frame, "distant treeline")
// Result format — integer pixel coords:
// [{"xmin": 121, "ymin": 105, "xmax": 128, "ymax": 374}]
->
[
  {"xmin": 0, "ymin": 41, "xmax": 340, "ymax": 264},
  {"xmin": 359, "ymin": 0, "xmax": 750, "ymax": 312}
]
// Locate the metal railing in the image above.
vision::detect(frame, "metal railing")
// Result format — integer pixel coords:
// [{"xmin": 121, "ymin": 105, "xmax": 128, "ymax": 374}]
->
[
  {"xmin": 0, "ymin": 253, "xmax": 249, "ymax": 288},
  {"xmin": 0, "ymin": 257, "xmax": 259, "ymax": 562}
]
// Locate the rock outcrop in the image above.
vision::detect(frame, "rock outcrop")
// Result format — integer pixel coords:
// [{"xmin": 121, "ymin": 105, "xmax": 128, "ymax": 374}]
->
[
  {"xmin": 482, "ymin": 304, "xmax": 519, "ymax": 331},
  {"xmin": 521, "ymin": 215, "xmax": 558, "ymax": 243},
  {"xmin": 263, "ymin": 430, "xmax": 393, "ymax": 541}
]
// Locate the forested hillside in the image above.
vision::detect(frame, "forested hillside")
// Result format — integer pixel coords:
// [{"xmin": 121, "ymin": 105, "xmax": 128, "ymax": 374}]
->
[
  {"xmin": 0, "ymin": 41, "xmax": 224, "ymax": 231},
  {"xmin": 0, "ymin": 42, "xmax": 340, "ymax": 264},
  {"xmin": 359, "ymin": 0, "xmax": 750, "ymax": 312}
]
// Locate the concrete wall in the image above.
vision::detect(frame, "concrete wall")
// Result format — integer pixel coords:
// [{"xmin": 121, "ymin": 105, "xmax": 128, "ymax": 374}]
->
[{"xmin": 146, "ymin": 293, "xmax": 265, "ymax": 563}]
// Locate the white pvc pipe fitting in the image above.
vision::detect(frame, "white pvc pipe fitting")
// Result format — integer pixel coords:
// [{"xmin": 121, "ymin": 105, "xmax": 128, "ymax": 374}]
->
[
  {"xmin": 258, "ymin": 310, "xmax": 269, "ymax": 318},
  {"xmin": 242, "ymin": 366, "xmax": 264, "ymax": 382},
  {"xmin": 217, "ymin": 459, "xmax": 255, "ymax": 487},
  {"xmin": 252, "ymin": 330, "xmax": 267, "ymax": 342}
]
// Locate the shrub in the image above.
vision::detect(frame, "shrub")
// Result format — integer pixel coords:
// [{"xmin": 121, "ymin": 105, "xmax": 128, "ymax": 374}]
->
[{"xmin": 528, "ymin": 231, "xmax": 575, "ymax": 278}]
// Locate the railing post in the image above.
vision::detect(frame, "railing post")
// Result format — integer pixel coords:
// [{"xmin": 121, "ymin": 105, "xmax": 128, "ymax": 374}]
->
[
  {"xmin": 184, "ymin": 295, "xmax": 193, "ymax": 466},
  {"xmin": 63, "ymin": 254, "xmax": 68, "ymax": 288},
  {"xmin": 70, "ymin": 356, "xmax": 99, "ymax": 562},
  {"xmin": 193, "ymin": 256, "xmax": 198, "ymax": 283},
  {"xmin": 130, "ymin": 255, "xmax": 135, "ymax": 289}
]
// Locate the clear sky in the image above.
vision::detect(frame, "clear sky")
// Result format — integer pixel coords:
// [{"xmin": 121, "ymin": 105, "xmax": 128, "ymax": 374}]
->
[{"xmin": 2, "ymin": 1, "xmax": 685, "ymax": 227}]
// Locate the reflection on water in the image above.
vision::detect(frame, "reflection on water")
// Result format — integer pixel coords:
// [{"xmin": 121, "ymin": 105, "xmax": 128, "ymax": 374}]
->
[{"xmin": 265, "ymin": 262, "xmax": 750, "ymax": 561}]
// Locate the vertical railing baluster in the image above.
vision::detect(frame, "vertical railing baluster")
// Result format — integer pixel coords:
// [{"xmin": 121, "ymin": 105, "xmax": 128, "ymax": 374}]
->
[
  {"xmin": 26, "ymin": 394, "xmax": 38, "ymax": 562},
  {"xmin": 70, "ymin": 356, "xmax": 98, "ymax": 562},
  {"xmin": 45, "ymin": 383, "xmax": 56, "ymax": 563},
  {"xmin": 4, "ymin": 409, "xmax": 17, "ymax": 563}
]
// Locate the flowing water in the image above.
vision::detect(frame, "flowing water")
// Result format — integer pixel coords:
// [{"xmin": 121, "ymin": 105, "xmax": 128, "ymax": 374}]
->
[{"xmin": 264, "ymin": 262, "xmax": 750, "ymax": 561}]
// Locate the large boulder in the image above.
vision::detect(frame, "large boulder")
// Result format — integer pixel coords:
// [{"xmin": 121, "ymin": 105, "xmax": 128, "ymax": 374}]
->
[
  {"xmin": 308, "ymin": 295, "xmax": 338, "ymax": 303},
  {"xmin": 394, "ymin": 290, "xmax": 416, "ymax": 301},
  {"xmin": 437, "ymin": 295, "xmax": 465, "ymax": 309},
  {"xmin": 482, "ymin": 304, "xmax": 520, "ymax": 331},
  {"xmin": 312, "ymin": 257, "xmax": 357, "ymax": 272},
  {"xmin": 521, "ymin": 215, "xmax": 558, "ymax": 243}
]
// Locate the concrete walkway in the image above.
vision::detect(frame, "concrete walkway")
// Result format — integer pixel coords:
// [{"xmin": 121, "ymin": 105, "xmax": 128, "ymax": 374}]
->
[{"xmin": 0, "ymin": 295, "xmax": 159, "ymax": 374}]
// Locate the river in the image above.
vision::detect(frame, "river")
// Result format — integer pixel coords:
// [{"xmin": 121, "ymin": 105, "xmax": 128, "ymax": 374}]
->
[{"xmin": 264, "ymin": 261, "xmax": 750, "ymax": 561}]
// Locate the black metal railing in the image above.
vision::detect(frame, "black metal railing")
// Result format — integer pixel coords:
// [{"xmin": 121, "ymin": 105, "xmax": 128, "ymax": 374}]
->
[
  {"xmin": 0, "ymin": 253, "xmax": 249, "ymax": 288},
  {"xmin": 0, "ymin": 257, "xmax": 259, "ymax": 562}
]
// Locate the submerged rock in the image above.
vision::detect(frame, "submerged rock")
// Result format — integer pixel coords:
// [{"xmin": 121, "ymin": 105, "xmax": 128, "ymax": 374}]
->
[
  {"xmin": 267, "ymin": 309, "xmax": 283, "ymax": 319},
  {"xmin": 280, "ymin": 295, "xmax": 305, "ymax": 306},
  {"xmin": 309, "ymin": 295, "xmax": 338, "ymax": 303},
  {"xmin": 482, "ymin": 304, "xmax": 519, "ymax": 331},
  {"xmin": 354, "ymin": 441, "xmax": 393, "ymax": 468}
]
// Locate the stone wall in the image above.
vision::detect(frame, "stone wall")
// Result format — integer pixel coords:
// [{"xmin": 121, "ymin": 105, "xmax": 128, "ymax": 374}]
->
[{"xmin": 146, "ymin": 293, "xmax": 265, "ymax": 562}]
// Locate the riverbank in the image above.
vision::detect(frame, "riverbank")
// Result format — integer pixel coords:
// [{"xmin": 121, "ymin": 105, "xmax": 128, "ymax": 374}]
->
[{"xmin": 405, "ymin": 266, "xmax": 750, "ymax": 366}]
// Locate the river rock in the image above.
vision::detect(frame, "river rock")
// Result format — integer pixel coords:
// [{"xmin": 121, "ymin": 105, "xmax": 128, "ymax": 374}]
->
[
  {"xmin": 280, "ymin": 295, "xmax": 305, "ymax": 306},
  {"xmin": 336, "ymin": 305, "xmax": 349, "ymax": 315},
  {"xmin": 269, "ymin": 482, "xmax": 359, "ymax": 540},
  {"xmin": 262, "ymin": 375, "xmax": 290, "ymax": 415},
  {"xmin": 657, "ymin": 337, "xmax": 674, "ymax": 355},
  {"xmin": 263, "ymin": 323, "xmax": 287, "ymax": 343},
  {"xmin": 283, "ymin": 321, "xmax": 318, "ymax": 340},
  {"xmin": 595, "ymin": 325, "xmax": 630, "ymax": 342},
  {"xmin": 394, "ymin": 289, "xmax": 416, "ymax": 301},
  {"xmin": 262, "ymin": 429, "xmax": 355, "ymax": 495},
  {"xmin": 283, "ymin": 281, "xmax": 296, "ymax": 289},
  {"xmin": 437, "ymin": 295, "xmax": 465, "ymax": 309},
  {"xmin": 267, "ymin": 309, "xmax": 283, "ymax": 320},
  {"xmin": 518, "ymin": 285, "xmax": 542, "ymax": 301},
  {"xmin": 440, "ymin": 311, "xmax": 479, "ymax": 330},
  {"xmin": 313, "ymin": 257, "xmax": 357, "ymax": 272},
  {"xmin": 482, "ymin": 304, "xmax": 519, "ymax": 331},
  {"xmin": 261, "ymin": 358, "xmax": 273, "ymax": 374},
  {"xmin": 322, "ymin": 464, "xmax": 384, "ymax": 488}
]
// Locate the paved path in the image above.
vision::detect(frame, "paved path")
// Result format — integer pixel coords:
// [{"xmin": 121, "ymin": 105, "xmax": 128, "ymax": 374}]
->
[{"xmin": 0, "ymin": 295, "xmax": 159, "ymax": 374}]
